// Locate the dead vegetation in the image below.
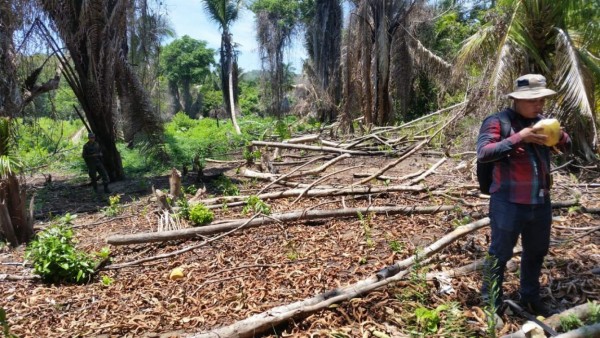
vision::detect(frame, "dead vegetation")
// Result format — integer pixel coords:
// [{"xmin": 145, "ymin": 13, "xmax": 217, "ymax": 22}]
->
[{"xmin": 1, "ymin": 115, "xmax": 599, "ymax": 338}]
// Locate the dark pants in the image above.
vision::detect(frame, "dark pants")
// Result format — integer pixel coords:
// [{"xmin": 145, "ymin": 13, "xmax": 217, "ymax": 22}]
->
[
  {"xmin": 482, "ymin": 196, "xmax": 552, "ymax": 308},
  {"xmin": 86, "ymin": 160, "xmax": 109, "ymax": 188}
]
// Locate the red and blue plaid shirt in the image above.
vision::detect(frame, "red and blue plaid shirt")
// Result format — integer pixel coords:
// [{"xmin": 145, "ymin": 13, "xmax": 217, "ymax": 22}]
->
[{"xmin": 476, "ymin": 108, "xmax": 571, "ymax": 204}]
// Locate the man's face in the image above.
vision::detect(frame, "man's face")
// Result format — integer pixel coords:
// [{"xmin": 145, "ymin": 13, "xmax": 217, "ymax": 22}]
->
[
  {"xmin": 88, "ymin": 136, "xmax": 95, "ymax": 142},
  {"xmin": 514, "ymin": 97, "xmax": 545, "ymax": 119}
]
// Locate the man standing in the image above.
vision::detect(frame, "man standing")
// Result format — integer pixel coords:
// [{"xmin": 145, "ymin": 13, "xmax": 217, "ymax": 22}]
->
[
  {"xmin": 82, "ymin": 132, "xmax": 111, "ymax": 193},
  {"xmin": 477, "ymin": 74, "xmax": 571, "ymax": 318}
]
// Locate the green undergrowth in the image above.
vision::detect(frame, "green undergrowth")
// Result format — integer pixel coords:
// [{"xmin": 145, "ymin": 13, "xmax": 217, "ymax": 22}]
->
[
  {"xmin": 16, "ymin": 117, "xmax": 84, "ymax": 172},
  {"xmin": 25, "ymin": 214, "xmax": 100, "ymax": 284},
  {"xmin": 14, "ymin": 113, "xmax": 321, "ymax": 179}
]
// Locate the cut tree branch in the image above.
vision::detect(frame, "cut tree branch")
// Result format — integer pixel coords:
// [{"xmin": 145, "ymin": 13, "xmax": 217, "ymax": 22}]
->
[{"xmin": 106, "ymin": 205, "xmax": 454, "ymax": 245}]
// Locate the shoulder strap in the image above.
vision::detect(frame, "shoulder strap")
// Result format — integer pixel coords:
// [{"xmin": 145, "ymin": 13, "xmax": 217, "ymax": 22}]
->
[{"xmin": 497, "ymin": 109, "xmax": 512, "ymax": 139}]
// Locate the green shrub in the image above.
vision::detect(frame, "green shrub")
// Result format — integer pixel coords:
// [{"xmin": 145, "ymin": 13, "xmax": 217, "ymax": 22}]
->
[
  {"xmin": 25, "ymin": 215, "xmax": 96, "ymax": 284},
  {"xmin": 102, "ymin": 194, "xmax": 123, "ymax": 217},
  {"xmin": 588, "ymin": 301, "xmax": 600, "ymax": 324},
  {"xmin": 189, "ymin": 203, "xmax": 214, "ymax": 226},
  {"xmin": 559, "ymin": 314, "xmax": 583, "ymax": 332},
  {"xmin": 242, "ymin": 195, "xmax": 271, "ymax": 215},
  {"xmin": 176, "ymin": 195, "xmax": 190, "ymax": 219},
  {"xmin": 214, "ymin": 175, "xmax": 239, "ymax": 196},
  {"xmin": 415, "ymin": 305, "xmax": 448, "ymax": 334}
]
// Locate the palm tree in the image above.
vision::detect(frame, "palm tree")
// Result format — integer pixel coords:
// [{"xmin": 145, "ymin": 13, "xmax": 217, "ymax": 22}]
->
[
  {"xmin": 342, "ymin": 0, "xmax": 449, "ymax": 126},
  {"xmin": 303, "ymin": 0, "xmax": 343, "ymax": 123},
  {"xmin": 39, "ymin": 0, "xmax": 129, "ymax": 180},
  {"xmin": 202, "ymin": 0, "xmax": 242, "ymax": 134},
  {"xmin": 250, "ymin": 0, "xmax": 300, "ymax": 118},
  {"xmin": 456, "ymin": 0, "xmax": 600, "ymax": 161},
  {"xmin": 0, "ymin": 0, "xmax": 35, "ymax": 246}
]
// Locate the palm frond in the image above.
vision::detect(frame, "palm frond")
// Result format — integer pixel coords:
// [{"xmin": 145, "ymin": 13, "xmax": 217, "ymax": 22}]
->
[
  {"xmin": 488, "ymin": 40, "xmax": 524, "ymax": 95},
  {"xmin": 410, "ymin": 37, "xmax": 451, "ymax": 73},
  {"xmin": 454, "ymin": 24, "xmax": 497, "ymax": 72},
  {"xmin": 554, "ymin": 27, "xmax": 597, "ymax": 147}
]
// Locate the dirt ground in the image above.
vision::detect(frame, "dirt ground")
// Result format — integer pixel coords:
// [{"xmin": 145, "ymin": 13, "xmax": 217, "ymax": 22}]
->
[{"xmin": 1, "ymin": 147, "xmax": 599, "ymax": 338}]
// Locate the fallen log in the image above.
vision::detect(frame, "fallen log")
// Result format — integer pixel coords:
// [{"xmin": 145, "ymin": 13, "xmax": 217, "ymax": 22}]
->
[
  {"xmin": 500, "ymin": 302, "xmax": 599, "ymax": 338},
  {"xmin": 553, "ymin": 323, "xmax": 600, "ymax": 338},
  {"xmin": 106, "ymin": 205, "xmax": 454, "ymax": 245},
  {"xmin": 408, "ymin": 157, "xmax": 447, "ymax": 185},
  {"xmin": 257, "ymin": 153, "xmax": 352, "ymax": 195},
  {"xmin": 190, "ymin": 214, "xmax": 488, "ymax": 338},
  {"xmin": 193, "ymin": 184, "xmax": 427, "ymax": 206},
  {"xmin": 0, "ymin": 274, "xmax": 40, "ymax": 281},
  {"xmin": 251, "ymin": 140, "xmax": 383, "ymax": 156},
  {"xmin": 353, "ymin": 170, "xmax": 424, "ymax": 181}
]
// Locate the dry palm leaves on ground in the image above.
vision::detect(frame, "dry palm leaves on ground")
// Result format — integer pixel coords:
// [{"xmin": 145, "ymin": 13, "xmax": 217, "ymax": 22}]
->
[{"xmin": 1, "ymin": 125, "xmax": 599, "ymax": 338}]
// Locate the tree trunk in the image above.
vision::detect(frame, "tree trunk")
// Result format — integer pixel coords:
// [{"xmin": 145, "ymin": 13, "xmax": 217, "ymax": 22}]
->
[
  {"xmin": 0, "ymin": 3, "xmax": 34, "ymax": 246},
  {"xmin": 223, "ymin": 31, "xmax": 241, "ymax": 134},
  {"xmin": 181, "ymin": 78, "xmax": 193, "ymax": 117},
  {"xmin": 106, "ymin": 205, "xmax": 454, "ymax": 245},
  {"xmin": 168, "ymin": 80, "xmax": 183, "ymax": 115},
  {"xmin": 39, "ymin": 0, "xmax": 129, "ymax": 181}
]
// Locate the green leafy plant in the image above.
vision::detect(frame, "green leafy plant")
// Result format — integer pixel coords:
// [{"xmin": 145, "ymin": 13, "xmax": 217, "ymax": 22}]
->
[
  {"xmin": 388, "ymin": 240, "xmax": 404, "ymax": 253},
  {"xmin": 275, "ymin": 120, "xmax": 291, "ymax": 140},
  {"xmin": 25, "ymin": 222, "xmax": 96, "ymax": 284},
  {"xmin": 214, "ymin": 175, "xmax": 240, "ymax": 196},
  {"xmin": 483, "ymin": 254, "xmax": 500, "ymax": 337},
  {"xmin": 358, "ymin": 212, "xmax": 374, "ymax": 247},
  {"xmin": 588, "ymin": 301, "xmax": 600, "ymax": 324},
  {"xmin": 242, "ymin": 195, "xmax": 271, "ymax": 215},
  {"xmin": 0, "ymin": 308, "xmax": 17, "ymax": 338},
  {"xmin": 559, "ymin": 314, "xmax": 583, "ymax": 332},
  {"xmin": 96, "ymin": 247, "xmax": 111, "ymax": 260},
  {"xmin": 184, "ymin": 184, "xmax": 198, "ymax": 195},
  {"xmin": 100, "ymin": 275, "xmax": 114, "ymax": 286},
  {"xmin": 414, "ymin": 304, "xmax": 448, "ymax": 334},
  {"xmin": 451, "ymin": 215, "xmax": 473, "ymax": 228},
  {"xmin": 243, "ymin": 147, "xmax": 261, "ymax": 163},
  {"xmin": 102, "ymin": 194, "xmax": 123, "ymax": 217},
  {"xmin": 188, "ymin": 203, "xmax": 214, "ymax": 226},
  {"xmin": 176, "ymin": 194, "xmax": 190, "ymax": 219}
]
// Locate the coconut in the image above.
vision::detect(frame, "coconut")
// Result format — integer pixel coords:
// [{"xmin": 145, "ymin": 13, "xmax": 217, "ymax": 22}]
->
[
  {"xmin": 169, "ymin": 267, "xmax": 185, "ymax": 280},
  {"xmin": 533, "ymin": 118, "xmax": 561, "ymax": 146}
]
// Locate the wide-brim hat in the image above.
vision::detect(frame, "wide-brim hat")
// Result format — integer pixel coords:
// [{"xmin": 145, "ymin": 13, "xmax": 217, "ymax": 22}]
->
[
  {"xmin": 88, "ymin": 132, "xmax": 95, "ymax": 138},
  {"xmin": 507, "ymin": 74, "xmax": 557, "ymax": 99}
]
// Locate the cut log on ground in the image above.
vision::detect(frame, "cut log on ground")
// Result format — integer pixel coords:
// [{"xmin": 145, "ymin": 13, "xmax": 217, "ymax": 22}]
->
[
  {"xmin": 192, "ymin": 184, "xmax": 427, "ymax": 206},
  {"xmin": 500, "ymin": 302, "xmax": 599, "ymax": 338},
  {"xmin": 106, "ymin": 205, "xmax": 455, "ymax": 245},
  {"xmin": 553, "ymin": 323, "xmax": 600, "ymax": 338},
  {"xmin": 189, "ymin": 214, "xmax": 488, "ymax": 338},
  {"xmin": 251, "ymin": 140, "xmax": 384, "ymax": 156}
]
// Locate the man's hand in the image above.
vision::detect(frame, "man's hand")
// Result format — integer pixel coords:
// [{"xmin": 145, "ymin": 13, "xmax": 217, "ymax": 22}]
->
[{"xmin": 519, "ymin": 126, "xmax": 548, "ymax": 145}]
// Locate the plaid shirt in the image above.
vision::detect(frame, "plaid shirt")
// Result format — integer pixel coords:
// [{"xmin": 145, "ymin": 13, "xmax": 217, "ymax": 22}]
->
[{"xmin": 476, "ymin": 108, "xmax": 571, "ymax": 204}]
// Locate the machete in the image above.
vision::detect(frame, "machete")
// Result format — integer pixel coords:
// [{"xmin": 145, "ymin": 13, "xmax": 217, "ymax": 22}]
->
[{"xmin": 504, "ymin": 299, "xmax": 558, "ymax": 337}]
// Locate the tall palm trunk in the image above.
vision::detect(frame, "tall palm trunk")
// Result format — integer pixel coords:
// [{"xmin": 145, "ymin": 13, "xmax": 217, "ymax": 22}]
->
[
  {"xmin": 39, "ymin": 0, "xmax": 127, "ymax": 181},
  {"xmin": 0, "ymin": 3, "xmax": 33, "ymax": 246},
  {"xmin": 222, "ymin": 31, "xmax": 240, "ymax": 134}
]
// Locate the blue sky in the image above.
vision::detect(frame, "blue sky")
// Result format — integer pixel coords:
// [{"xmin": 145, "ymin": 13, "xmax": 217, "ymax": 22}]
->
[{"xmin": 164, "ymin": 0, "xmax": 306, "ymax": 72}]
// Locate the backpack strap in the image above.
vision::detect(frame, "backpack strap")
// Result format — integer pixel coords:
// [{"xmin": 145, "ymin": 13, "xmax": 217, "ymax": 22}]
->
[{"xmin": 497, "ymin": 109, "xmax": 512, "ymax": 140}]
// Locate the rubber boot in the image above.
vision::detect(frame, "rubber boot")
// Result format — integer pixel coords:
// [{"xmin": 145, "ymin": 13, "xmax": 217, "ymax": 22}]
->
[{"xmin": 103, "ymin": 183, "xmax": 111, "ymax": 194}]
